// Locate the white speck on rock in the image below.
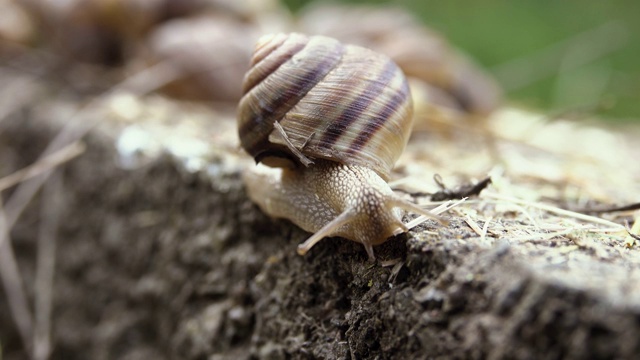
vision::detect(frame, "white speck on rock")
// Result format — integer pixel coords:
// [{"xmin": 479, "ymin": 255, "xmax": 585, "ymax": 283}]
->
[{"xmin": 116, "ymin": 125, "xmax": 162, "ymax": 169}]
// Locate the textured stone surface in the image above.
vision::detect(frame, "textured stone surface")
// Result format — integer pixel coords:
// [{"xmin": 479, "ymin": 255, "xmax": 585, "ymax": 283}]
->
[{"xmin": 1, "ymin": 91, "xmax": 640, "ymax": 360}]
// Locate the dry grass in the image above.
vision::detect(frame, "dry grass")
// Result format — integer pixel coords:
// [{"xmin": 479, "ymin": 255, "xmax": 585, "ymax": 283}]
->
[{"xmin": 0, "ymin": 56, "xmax": 183, "ymax": 359}]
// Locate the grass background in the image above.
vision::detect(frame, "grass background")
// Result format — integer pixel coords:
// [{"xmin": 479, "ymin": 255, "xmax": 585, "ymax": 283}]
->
[{"xmin": 283, "ymin": 0, "xmax": 640, "ymax": 122}]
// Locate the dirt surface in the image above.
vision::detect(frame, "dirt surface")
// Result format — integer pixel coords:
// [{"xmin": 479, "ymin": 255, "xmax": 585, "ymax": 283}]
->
[{"xmin": 1, "ymin": 85, "xmax": 640, "ymax": 360}]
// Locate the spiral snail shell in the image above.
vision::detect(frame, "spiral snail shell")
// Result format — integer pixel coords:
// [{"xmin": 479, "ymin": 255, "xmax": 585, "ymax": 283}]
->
[{"xmin": 238, "ymin": 33, "xmax": 444, "ymax": 260}]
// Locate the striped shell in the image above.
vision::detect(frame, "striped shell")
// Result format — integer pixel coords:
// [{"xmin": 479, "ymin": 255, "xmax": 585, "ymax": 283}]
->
[{"xmin": 237, "ymin": 33, "xmax": 413, "ymax": 180}]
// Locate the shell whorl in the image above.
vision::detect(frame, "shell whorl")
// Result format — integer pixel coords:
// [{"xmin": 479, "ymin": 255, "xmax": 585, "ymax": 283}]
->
[{"xmin": 237, "ymin": 33, "xmax": 413, "ymax": 180}]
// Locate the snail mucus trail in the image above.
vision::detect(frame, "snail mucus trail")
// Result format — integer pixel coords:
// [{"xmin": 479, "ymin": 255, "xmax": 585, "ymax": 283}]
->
[{"xmin": 238, "ymin": 33, "xmax": 445, "ymax": 260}]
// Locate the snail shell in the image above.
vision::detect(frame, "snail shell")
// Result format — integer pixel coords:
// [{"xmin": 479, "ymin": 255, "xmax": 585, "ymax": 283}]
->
[
  {"xmin": 238, "ymin": 33, "xmax": 445, "ymax": 260},
  {"xmin": 237, "ymin": 32, "xmax": 414, "ymax": 180},
  {"xmin": 144, "ymin": 15, "xmax": 257, "ymax": 103}
]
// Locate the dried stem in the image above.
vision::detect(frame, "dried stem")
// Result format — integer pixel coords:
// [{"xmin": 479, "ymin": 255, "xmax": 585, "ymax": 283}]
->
[
  {"xmin": 33, "ymin": 172, "xmax": 63, "ymax": 360},
  {"xmin": 483, "ymin": 192, "xmax": 625, "ymax": 229},
  {"xmin": 0, "ymin": 60, "xmax": 182, "ymax": 358},
  {"xmin": 0, "ymin": 202, "xmax": 34, "ymax": 358},
  {"xmin": 3, "ymin": 61, "xmax": 181, "ymax": 230},
  {"xmin": 0, "ymin": 141, "xmax": 85, "ymax": 192}
]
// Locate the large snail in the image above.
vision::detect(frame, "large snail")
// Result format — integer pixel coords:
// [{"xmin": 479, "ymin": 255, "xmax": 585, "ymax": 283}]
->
[{"xmin": 238, "ymin": 33, "xmax": 444, "ymax": 260}]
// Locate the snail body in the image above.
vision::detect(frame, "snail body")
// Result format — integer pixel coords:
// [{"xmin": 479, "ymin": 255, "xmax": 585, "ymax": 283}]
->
[{"xmin": 238, "ymin": 33, "xmax": 443, "ymax": 260}]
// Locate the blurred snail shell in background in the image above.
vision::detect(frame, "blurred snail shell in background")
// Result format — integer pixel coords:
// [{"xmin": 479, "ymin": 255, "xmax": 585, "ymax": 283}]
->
[
  {"xmin": 140, "ymin": 15, "xmax": 259, "ymax": 104},
  {"xmin": 130, "ymin": 0, "xmax": 291, "ymax": 105},
  {"xmin": 238, "ymin": 33, "xmax": 444, "ymax": 260},
  {"xmin": 12, "ymin": 0, "xmax": 289, "ymax": 67},
  {"xmin": 15, "ymin": 0, "xmax": 123, "ymax": 64},
  {"xmin": 13, "ymin": 0, "xmax": 177, "ymax": 64},
  {"xmin": 7, "ymin": 0, "xmax": 292, "ymax": 106},
  {"xmin": 0, "ymin": 0, "xmax": 37, "ymax": 48},
  {"xmin": 89, "ymin": 0, "xmax": 288, "ymax": 41},
  {"xmin": 298, "ymin": 4, "xmax": 502, "ymax": 123}
]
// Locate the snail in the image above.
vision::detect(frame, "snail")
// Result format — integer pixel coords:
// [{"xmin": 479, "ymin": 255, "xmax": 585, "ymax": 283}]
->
[
  {"xmin": 143, "ymin": 15, "xmax": 258, "ymax": 104},
  {"xmin": 238, "ymin": 33, "xmax": 445, "ymax": 260}
]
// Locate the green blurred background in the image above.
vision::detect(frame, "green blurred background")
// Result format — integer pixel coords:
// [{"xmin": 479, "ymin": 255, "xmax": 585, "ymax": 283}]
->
[{"xmin": 284, "ymin": 0, "xmax": 640, "ymax": 122}]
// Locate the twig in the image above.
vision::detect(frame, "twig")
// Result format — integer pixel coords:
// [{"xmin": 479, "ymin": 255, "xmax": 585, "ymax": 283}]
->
[
  {"xmin": 574, "ymin": 202, "xmax": 640, "ymax": 214},
  {"xmin": 33, "ymin": 172, "xmax": 63, "ymax": 360},
  {"xmin": 0, "ymin": 141, "xmax": 85, "ymax": 192},
  {"xmin": 481, "ymin": 217, "xmax": 492, "ymax": 243},
  {"xmin": 430, "ymin": 175, "xmax": 492, "ymax": 201},
  {"xmin": 0, "ymin": 60, "xmax": 181, "ymax": 358},
  {"xmin": 0, "ymin": 201, "xmax": 33, "ymax": 358},
  {"xmin": 625, "ymin": 217, "xmax": 640, "ymax": 248},
  {"xmin": 464, "ymin": 215, "xmax": 484, "ymax": 237},
  {"xmin": 483, "ymin": 192, "xmax": 625, "ymax": 229},
  {"xmin": 405, "ymin": 198, "xmax": 467, "ymax": 230},
  {"xmin": 2, "ymin": 61, "xmax": 181, "ymax": 230}
]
